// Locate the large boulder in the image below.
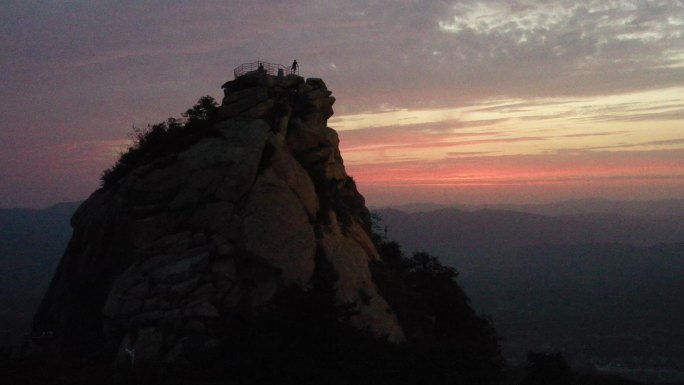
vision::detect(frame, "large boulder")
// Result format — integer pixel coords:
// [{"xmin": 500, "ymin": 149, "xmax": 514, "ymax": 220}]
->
[{"xmin": 33, "ymin": 72, "xmax": 405, "ymax": 362}]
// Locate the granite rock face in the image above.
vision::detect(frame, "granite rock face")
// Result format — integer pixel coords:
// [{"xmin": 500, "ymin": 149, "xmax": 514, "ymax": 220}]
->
[{"xmin": 33, "ymin": 70, "xmax": 404, "ymax": 363}]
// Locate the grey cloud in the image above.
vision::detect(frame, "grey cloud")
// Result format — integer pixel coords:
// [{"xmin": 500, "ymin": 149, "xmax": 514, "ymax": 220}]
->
[
  {"xmin": 446, "ymin": 151, "xmax": 501, "ymax": 157},
  {"xmin": 583, "ymin": 137, "xmax": 684, "ymax": 151},
  {"xmin": 469, "ymin": 96, "xmax": 684, "ymax": 123},
  {"xmin": 568, "ymin": 102, "xmax": 684, "ymax": 123},
  {"xmin": 4, "ymin": 1, "xmax": 683, "ymax": 117},
  {"xmin": 352, "ymin": 146, "xmax": 684, "ymax": 177},
  {"xmin": 546, "ymin": 138, "xmax": 684, "ymax": 155},
  {"xmin": 558, "ymin": 131, "xmax": 629, "ymax": 138},
  {"xmin": 338, "ymin": 118, "xmax": 509, "ymax": 152},
  {"xmin": 430, "ymin": 1, "xmax": 684, "ymax": 93},
  {"xmin": 291, "ymin": 1, "xmax": 684, "ymax": 112}
]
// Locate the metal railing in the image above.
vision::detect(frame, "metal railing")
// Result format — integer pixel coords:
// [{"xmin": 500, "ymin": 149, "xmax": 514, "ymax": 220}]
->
[{"xmin": 233, "ymin": 61, "xmax": 299, "ymax": 79}]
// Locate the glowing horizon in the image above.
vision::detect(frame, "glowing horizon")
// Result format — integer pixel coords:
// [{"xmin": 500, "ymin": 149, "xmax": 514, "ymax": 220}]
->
[{"xmin": 333, "ymin": 87, "xmax": 684, "ymax": 205}]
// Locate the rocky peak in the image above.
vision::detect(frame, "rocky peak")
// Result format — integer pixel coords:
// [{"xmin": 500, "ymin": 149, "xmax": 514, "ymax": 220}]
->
[{"xmin": 33, "ymin": 70, "xmax": 404, "ymax": 364}]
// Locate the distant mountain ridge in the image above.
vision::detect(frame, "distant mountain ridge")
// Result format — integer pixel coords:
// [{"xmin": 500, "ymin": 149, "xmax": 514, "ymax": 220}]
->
[
  {"xmin": 374, "ymin": 204, "xmax": 684, "ymax": 383},
  {"xmin": 376, "ymin": 206, "xmax": 684, "ymax": 273},
  {"xmin": 376, "ymin": 198, "xmax": 684, "ymax": 217}
]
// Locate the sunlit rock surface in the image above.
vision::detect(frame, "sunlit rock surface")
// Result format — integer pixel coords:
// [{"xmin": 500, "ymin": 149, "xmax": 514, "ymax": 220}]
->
[{"xmin": 33, "ymin": 71, "xmax": 404, "ymax": 363}]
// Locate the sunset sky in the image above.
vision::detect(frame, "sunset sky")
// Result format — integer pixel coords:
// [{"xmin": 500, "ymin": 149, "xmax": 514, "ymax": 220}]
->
[{"xmin": 2, "ymin": 0, "xmax": 683, "ymax": 208}]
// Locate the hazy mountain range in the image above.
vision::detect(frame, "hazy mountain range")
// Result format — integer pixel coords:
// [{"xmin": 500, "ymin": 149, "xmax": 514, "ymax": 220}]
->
[
  {"xmin": 375, "ymin": 204, "xmax": 684, "ymax": 273},
  {"xmin": 376, "ymin": 198, "xmax": 684, "ymax": 217},
  {"xmin": 374, "ymin": 200, "xmax": 684, "ymax": 383},
  {"xmin": 2, "ymin": 198, "xmax": 683, "ymax": 382}
]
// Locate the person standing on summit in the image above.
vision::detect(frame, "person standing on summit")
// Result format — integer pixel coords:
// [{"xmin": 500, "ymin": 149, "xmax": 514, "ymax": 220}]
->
[{"xmin": 291, "ymin": 60, "xmax": 298, "ymax": 74}]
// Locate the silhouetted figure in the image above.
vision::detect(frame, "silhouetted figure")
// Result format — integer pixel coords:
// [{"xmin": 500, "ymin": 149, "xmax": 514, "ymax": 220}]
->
[
  {"xmin": 258, "ymin": 62, "xmax": 264, "ymax": 71},
  {"xmin": 291, "ymin": 59, "xmax": 298, "ymax": 74}
]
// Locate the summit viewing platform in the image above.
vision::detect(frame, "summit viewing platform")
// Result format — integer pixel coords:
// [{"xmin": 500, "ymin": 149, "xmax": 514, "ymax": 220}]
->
[{"xmin": 233, "ymin": 60, "xmax": 299, "ymax": 79}]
